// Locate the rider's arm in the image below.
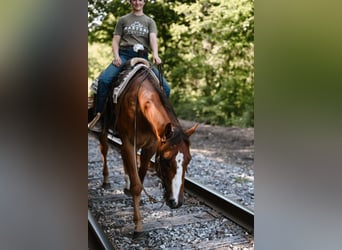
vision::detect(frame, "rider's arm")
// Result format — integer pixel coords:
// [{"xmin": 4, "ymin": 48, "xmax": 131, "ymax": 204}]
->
[
  {"xmin": 112, "ymin": 35, "xmax": 121, "ymax": 59},
  {"xmin": 112, "ymin": 35, "xmax": 121, "ymax": 66},
  {"xmin": 149, "ymin": 33, "xmax": 162, "ymax": 65}
]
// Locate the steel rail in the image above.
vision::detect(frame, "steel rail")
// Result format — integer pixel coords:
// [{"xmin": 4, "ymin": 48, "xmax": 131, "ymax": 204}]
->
[
  {"xmin": 184, "ymin": 178, "xmax": 254, "ymax": 233},
  {"xmin": 88, "ymin": 209, "xmax": 114, "ymax": 250}
]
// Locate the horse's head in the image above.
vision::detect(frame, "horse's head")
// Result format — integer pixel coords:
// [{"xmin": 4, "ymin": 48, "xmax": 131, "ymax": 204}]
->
[{"xmin": 156, "ymin": 123, "xmax": 198, "ymax": 209}]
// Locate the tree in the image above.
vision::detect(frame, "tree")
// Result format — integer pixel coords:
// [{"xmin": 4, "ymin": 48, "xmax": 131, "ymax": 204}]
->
[
  {"xmin": 168, "ymin": 0, "xmax": 254, "ymax": 126},
  {"xmin": 88, "ymin": 0, "xmax": 254, "ymax": 127}
]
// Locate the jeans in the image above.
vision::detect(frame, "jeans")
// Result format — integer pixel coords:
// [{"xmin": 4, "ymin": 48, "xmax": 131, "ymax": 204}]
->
[{"xmin": 95, "ymin": 48, "xmax": 171, "ymax": 113}]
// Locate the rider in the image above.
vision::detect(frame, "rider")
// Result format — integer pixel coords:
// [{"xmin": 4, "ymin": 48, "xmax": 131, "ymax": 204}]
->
[{"xmin": 89, "ymin": 0, "xmax": 171, "ymax": 132}]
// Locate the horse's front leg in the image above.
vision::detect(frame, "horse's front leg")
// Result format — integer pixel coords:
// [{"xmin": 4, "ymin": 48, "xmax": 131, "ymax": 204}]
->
[
  {"xmin": 99, "ymin": 132, "xmax": 110, "ymax": 188},
  {"xmin": 133, "ymin": 193, "xmax": 143, "ymax": 235}
]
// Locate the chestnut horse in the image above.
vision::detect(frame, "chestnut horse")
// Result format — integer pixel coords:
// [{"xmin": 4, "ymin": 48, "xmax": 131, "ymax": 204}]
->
[{"xmin": 93, "ymin": 59, "xmax": 198, "ymax": 235}]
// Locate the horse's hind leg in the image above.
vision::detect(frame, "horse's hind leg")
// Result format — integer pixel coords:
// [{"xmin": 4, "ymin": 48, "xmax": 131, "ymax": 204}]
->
[
  {"xmin": 138, "ymin": 147, "xmax": 155, "ymax": 183},
  {"xmin": 123, "ymin": 173, "xmax": 131, "ymax": 196},
  {"xmin": 99, "ymin": 132, "xmax": 110, "ymax": 189},
  {"xmin": 122, "ymin": 148, "xmax": 152, "ymax": 195}
]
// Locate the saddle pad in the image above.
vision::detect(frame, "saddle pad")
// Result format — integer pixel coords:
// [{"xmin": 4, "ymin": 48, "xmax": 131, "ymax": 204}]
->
[
  {"xmin": 90, "ymin": 64, "xmax": 160, "ymax": 104},
  {"xmin": 113, "ymin": 64, "xmax": 155, "ymax": 103}
]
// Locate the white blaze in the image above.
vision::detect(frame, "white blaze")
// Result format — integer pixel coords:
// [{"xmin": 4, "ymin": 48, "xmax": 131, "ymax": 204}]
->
[{"xmin": 171, "ymin": 152, "xmax": 184, "ymax": 203}]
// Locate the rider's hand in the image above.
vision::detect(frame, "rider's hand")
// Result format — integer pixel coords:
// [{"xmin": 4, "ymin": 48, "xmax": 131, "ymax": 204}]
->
[
  {"xmin": 153, "ymin": 55, "xmax": 162, "ymax": 65},
  {"xmin": 113, "ymin": 57, "xmax": 122, "ymax": 67}
]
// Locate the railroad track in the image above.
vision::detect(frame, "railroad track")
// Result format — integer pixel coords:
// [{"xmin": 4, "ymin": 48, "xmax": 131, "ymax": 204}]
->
[{"xmin": 88, "ymin": 130, "xmax": 254, "ymax": 249}]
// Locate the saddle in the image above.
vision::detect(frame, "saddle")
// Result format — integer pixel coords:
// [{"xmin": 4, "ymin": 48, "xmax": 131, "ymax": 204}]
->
[{"xmin": 90, "ymin": 58, "xmax": 160, "ymax": 104}]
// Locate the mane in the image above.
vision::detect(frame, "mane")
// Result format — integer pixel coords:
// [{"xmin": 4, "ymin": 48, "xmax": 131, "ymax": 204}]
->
[
  {"xmin": 169, "ymin": 127, "xmax": 190, "ymax": 146},
  {"xmin": 130, "ymin": 67, "xmax": 181, "ymax": 127},
  {"xmin": 145, "ymin": 71, "xmax": 180, "ymax": 126}
]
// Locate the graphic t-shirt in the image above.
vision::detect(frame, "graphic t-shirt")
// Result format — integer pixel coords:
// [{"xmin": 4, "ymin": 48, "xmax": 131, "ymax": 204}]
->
[{"xmin": 114, "ymin": 13, "xmax": 157, "ymax": 51}]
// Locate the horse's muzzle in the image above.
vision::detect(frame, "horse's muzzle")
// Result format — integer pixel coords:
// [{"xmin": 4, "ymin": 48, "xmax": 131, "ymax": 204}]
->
[{"xmin": 166, "ymin": 199, "xmax": 182, "ymax": 209}]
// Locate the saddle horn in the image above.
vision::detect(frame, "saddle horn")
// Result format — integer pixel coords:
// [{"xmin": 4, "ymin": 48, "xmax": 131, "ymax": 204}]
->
[{"xmin": 130, "ymin": 57, "xmax": 150, "ymax": 68}]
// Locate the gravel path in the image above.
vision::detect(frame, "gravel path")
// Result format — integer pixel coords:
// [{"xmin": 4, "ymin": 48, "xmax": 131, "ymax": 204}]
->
[{"xmin": 179, "ymin": 120, "xmax": 254, "ymax": 211}]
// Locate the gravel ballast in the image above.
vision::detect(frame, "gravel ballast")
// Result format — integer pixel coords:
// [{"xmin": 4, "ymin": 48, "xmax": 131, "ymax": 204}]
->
[{"xmin": 88, "ymin": 121, "xmax": 254, "ymax": 249}]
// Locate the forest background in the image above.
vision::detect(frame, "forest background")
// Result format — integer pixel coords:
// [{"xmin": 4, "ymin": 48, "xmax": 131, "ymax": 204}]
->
[{"xmin": 88, "ymin": 0, "xmax": 254, "ymax": 127}]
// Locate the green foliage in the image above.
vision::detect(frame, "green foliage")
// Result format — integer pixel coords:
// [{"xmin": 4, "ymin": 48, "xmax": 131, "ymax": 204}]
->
[
  {"xmin": 88, "ymin": 42, "xmax": 112, "ymax": 96},
  {"xmin": 88, "ymin": 0, "xmax": 254, "ymax": 127},
  {"xmin": 169, "ymin": 0, "xmax": 254, "ymax": 127}
]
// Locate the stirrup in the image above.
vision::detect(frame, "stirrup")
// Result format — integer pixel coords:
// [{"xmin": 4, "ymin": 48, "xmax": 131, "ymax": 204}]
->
[{"xmin": 88, "ymin": 112, "xmax": 101, "ymax": 129}]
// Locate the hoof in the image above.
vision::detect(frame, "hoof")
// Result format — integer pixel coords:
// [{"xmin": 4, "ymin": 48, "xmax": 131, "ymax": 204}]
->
[
  {"xmin": 133, "ymin": 230, "xmax": 146, "ymax": 239},
  {"xmin": 124, "ymin": 188, "xmax": 131, "ymax": 196},
  {"xmin": 102, "ymin": 183, "xmax": 111, "ymax": 189}
]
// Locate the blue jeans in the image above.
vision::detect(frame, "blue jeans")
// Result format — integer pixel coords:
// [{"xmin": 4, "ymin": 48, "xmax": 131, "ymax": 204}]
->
[{"xmin": 95, "ymin": 48, "xmax": 171, "ymax": 113}]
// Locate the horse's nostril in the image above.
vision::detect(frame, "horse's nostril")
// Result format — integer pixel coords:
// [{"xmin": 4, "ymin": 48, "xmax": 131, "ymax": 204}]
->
[{"xmin": 168, "ymin": 199, "xmax": 177, "ymax": 208}]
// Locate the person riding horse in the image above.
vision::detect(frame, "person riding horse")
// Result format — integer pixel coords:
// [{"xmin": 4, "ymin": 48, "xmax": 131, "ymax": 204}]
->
[{"xmin": 89, "ymin": 0, "xmax": 171, "ymax": 132}]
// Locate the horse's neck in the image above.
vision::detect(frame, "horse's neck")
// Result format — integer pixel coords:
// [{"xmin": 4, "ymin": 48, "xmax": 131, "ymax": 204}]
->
[{"xmin": 139, "ymin": 88, "xmax": 174, "ymax": 141}]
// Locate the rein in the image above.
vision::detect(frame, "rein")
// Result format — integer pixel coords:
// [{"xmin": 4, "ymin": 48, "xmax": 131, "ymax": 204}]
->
[{"xmin": 157, "ymin": 64, "xmax": 165, "ymax": 95}]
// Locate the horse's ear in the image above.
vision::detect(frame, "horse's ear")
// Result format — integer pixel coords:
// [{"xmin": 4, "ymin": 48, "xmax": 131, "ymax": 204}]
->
[
  {"xmin": 165, "ymin": 123, "xmax": 174, "ymax": 139},
  {"xmin": 184, "ymin": 123, "xmax": 198, "ymax": 137},
  {"xmin": 161, "ymin": 123, "xmax": 174, "ymax": 143}
]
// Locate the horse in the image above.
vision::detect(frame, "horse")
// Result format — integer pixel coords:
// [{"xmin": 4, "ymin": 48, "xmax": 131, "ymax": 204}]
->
[{"xmin": 90, "ymin": 58, "xmax": 198, "ymax": 236}]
